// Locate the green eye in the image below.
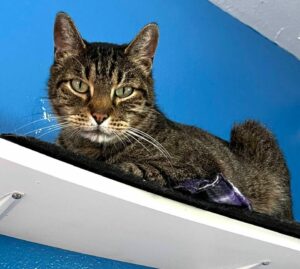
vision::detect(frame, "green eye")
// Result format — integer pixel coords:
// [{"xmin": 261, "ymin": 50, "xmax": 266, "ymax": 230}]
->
[
  {"xmin": 70, "ymin": 79, "xmax": 89, "ymax": 93},
  {"xmin": 115, "ymin": 87, "xmax": 134, "ymax": 98}
]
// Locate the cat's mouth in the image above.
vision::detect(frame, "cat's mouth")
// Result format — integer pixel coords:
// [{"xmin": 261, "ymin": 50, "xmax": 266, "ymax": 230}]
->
[
  {"xmin": 85, "ymin": 128, "xmax": 105, "ymax": 134},
  {"xmin": 80, "ymin": 126, "xmax": 116, "ymax": 143}
]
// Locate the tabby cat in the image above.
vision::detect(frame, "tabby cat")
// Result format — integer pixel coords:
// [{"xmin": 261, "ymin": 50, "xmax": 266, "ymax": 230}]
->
[{"xmin": 49, "ymin": 12, "xmax": 293, "ymax": 219}]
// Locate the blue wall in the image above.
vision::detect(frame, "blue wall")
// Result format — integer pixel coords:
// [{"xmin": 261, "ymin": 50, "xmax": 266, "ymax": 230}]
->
[
  {"xmin": 0, "ymin": 235, "xmax": 151, "ymax": 269},
  {"xmin": 0, "ymin": 0, "xmax": 299, "ymax": 250}
]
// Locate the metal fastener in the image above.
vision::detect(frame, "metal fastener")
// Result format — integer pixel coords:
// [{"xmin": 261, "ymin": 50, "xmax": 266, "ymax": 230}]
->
[{"xmin": 12, "ymin": 192, "xmax": 23, "ymax": 200}]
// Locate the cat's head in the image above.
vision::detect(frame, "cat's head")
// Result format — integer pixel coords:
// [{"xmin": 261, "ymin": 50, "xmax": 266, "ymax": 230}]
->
[{"xmin": 48, "ymin": 12, "xmax": 159, "ymax": 144}]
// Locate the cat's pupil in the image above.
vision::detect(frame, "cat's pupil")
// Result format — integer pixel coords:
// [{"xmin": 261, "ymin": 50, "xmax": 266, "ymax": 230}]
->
[
  {"xmin": 71, "ymin": 79, "xmax": 89, "ymax": 93},
  {"xmin": 115, "ymin": 87, "xmax": 133, "ymax": 98}
]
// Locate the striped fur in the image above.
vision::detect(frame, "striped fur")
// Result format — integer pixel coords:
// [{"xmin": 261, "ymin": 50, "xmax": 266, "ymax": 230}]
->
[{"xmin": 48, "ymin": 13, "xmax": 293, "ymax": 219}]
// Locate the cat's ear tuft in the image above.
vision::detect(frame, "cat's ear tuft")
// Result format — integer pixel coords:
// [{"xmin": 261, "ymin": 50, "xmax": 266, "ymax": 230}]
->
[
  {"xmin": 125, "ymin": 23, "xmax": 159, "ymax": 73},
  {"xmin": 54, "ymin": 12, "xmax": 85, "ymax": 60}
]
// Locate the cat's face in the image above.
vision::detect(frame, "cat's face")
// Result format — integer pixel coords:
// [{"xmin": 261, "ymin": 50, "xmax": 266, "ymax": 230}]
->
[{"xmin": 48, "ymin": 13, "xmax": 159, "ymax": 144}]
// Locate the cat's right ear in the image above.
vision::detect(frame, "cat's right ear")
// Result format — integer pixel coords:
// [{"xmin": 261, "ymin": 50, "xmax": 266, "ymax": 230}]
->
[{"xmin": 54, "ymin": 12, "xmax": 85, "ymax": 60}]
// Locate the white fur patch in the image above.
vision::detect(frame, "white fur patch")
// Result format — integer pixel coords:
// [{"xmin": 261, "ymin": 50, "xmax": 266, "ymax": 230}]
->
[
  {"xmin": 81, "ymin": 132, "xmax": 115, "ymax": 144},
  {"xmin": 80, "ymin": 116, "xmax": 116, "ymax": 144}
]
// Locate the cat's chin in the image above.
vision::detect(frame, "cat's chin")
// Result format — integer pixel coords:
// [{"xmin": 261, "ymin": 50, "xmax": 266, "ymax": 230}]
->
[{"xmin": 80, "ymin": 131, "xmax": 116, "ymax": 144}]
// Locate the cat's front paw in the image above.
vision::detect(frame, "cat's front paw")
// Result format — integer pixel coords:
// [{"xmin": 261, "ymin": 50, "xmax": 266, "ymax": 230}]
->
[
  {"xmin": 118, "ymin": 162, "xmax": 167, "ymax": 186},
  {"xmin": 118, "ymin": 162, "xmax": 144, "ymax": 178}
]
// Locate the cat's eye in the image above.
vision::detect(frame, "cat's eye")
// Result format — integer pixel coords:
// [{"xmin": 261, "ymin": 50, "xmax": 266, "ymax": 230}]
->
[
  {"xmin": 70, "ymin": 79, "xmax": 89, "ymax": 93},
  {"xmin": 115, "ymin": 87, "xmax": 134, "ymax": 98}
]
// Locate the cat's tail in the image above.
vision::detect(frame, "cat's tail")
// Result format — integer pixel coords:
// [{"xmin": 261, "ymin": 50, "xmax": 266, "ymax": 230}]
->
[
  {"xmin": 230, "ymin": 120, "xmax": 293, "ymax": 219},
  {"xmin": 229, "ymin": 120, "xmax": 287, "ymax": 172}
]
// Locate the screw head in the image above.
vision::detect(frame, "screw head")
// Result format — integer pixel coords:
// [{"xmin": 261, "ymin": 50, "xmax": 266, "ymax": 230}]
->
[{"xmin": 12, "ymin": 193, "xmax": 23, "ymax": 199}]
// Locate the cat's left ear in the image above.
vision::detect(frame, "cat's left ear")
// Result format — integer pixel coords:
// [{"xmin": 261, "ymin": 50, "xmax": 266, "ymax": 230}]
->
[
  {"xmin": 125, "ymin": 23, "xmax": 159, "ymax": 74},
  {"xmin": 54, "ymin": 12, "xmax": 86, "ymax": 60}
]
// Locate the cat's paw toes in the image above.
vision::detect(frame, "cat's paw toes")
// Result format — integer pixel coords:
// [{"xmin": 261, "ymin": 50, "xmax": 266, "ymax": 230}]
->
[{"xmin": 119, "ymin": 162, "xmax": 144, "ymax": 178}]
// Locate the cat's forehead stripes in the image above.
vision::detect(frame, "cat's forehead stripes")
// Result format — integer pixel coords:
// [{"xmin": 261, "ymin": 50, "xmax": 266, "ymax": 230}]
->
[
  {"xmin": 92, "ymin": 45, "xmax": 124, "ymax": 81},
  {"xmin": 84, "ymin": 43, "xmax": 146, "ymax": 94}
]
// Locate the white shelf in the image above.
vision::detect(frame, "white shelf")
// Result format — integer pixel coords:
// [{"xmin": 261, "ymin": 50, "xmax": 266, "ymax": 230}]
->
[{"xmin": 0, "ymin": 138, "xmax": 300, "ymax": 269}]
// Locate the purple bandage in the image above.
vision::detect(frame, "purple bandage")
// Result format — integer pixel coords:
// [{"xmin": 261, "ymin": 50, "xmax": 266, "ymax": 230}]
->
[{"xmin": 174, "ymin": 173, "xmax": 252, "ymax": 210}]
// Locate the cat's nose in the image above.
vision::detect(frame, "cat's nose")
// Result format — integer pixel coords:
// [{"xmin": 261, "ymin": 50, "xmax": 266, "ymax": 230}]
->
[{"xmin": 92, "ymin": 113, "xmax": 108, "ymax": 125}]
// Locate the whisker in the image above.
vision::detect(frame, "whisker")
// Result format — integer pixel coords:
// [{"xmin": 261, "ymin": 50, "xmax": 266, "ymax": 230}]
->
[
  {"xmin": 55, "ymin": 125, "xmax": 82, "ymax": 139},
  {"xmin": 105, "ymin": 128, "xmax": 126, "ymax": 148},
  {"xmin": 37, "ymin": 126, "xmax": 64, "ymax": 139},
  {"xmin": 21, "ymin": 121, "xmax": 70, "ymax": 136},
  {"xmin": 120, "ymin": 131, "xmax": 133, "ymax": 144},
  {"xmin": 124, "ymin": 131, "xmax": 152, "ymax": 155},
  {"xmin": 15, "ymin": 117, "xmax": 58, "ymax": 131},
  {"xmin": 22, "ymin": 124, "xmax": 62, "ymax": 136},
  {"xmin": 38, "ymin": 123, "xmax": 80, "ymax": 139},
  {"xmin": 128, "ymin": 127, "xmax": 172, "ymax": 159},
  {"xmin": 127, "ymin": 130, "xmax": 173, "ymax": 168},
  {"xmin": 14, "ymin": 113, "xmax": 77, "ymax": 132}
]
